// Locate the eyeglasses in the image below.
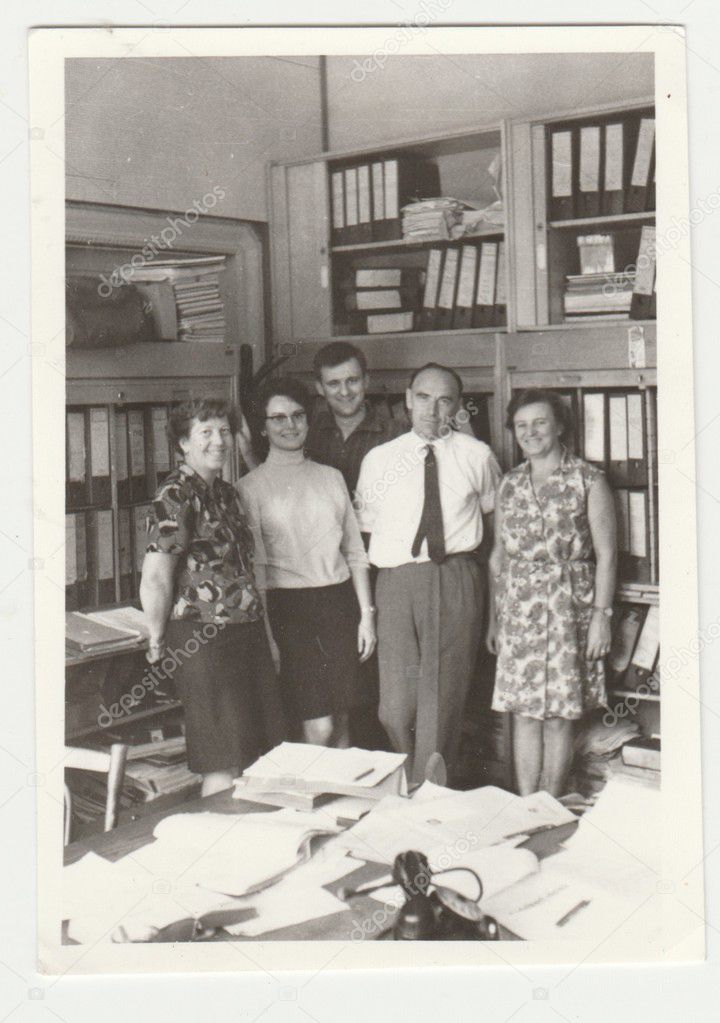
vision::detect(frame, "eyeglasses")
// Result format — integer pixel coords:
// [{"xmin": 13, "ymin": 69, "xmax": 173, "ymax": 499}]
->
[{"xmin": 265, "ymin": 411, "xmax": 307, "ymax": 425}]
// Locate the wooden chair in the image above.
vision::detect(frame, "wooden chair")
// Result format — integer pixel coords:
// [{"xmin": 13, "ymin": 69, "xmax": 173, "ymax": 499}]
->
[{"xmin": 63, "ymin": 743, "xmax": 129, "ymax": 846}]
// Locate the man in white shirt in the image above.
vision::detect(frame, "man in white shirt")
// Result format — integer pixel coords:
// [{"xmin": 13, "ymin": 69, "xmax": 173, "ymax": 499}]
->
[{"xmin": 355, "ymin": 363, "xmax": 501, "ymax": 782}]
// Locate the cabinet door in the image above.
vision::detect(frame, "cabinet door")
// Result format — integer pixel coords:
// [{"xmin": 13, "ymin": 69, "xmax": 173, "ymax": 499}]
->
[{"xmin": 268, "ymin": 161, "xmax": 332, "ymax": 349}]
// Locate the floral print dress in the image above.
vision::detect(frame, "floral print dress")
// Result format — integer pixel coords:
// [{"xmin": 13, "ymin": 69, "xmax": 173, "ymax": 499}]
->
[{"xmin": 491, "ymin": 450, "xmax": 607, "ymax": 720}]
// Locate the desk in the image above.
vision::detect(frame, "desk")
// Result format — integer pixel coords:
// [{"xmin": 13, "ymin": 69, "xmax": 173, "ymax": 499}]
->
[{"xmin": 64, "ymin": 789, "xmax": 578, "ymax": 942}]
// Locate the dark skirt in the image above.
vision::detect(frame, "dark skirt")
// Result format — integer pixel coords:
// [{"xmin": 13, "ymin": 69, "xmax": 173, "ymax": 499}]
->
[
  {"xmin": 164, "ymin": 619, "xmax": 284, "ymax": 775},
  {"xmin": 266, "ymin": 579, "xmax": 360, "ymax": 722}
]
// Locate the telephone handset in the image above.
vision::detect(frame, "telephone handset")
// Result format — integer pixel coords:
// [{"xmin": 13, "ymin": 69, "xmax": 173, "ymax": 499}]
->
[{"xmin": 341, "ymin": 850, "xmax": 500, "ymax": 941}]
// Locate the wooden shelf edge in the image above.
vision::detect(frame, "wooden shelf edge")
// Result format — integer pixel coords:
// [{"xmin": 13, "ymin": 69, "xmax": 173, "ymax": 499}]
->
[
  {"xmin": 66, "ymin": 702, "xmax": 182, "ymax": 742},
  {"xmin": 321, "ymin": 327, "xmax": 504, "ymax": 343},
  {"xmin": 332, "ymin": 231, "xmax": 504, "ymax": 253},
  {"xmin": 548, "ymin": 211, "xmax": 655, "ymax": 229}
]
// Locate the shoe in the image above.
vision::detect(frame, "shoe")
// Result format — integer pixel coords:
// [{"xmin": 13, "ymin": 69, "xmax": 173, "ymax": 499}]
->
[{"xmin": 423, "ymin": 752, "xmax": 447, "ymax": 786}]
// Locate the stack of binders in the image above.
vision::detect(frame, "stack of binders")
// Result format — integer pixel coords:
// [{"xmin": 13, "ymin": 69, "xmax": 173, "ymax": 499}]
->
[
  {"xmin": 549, "ymin": 113, "xmax": 655, "ymax": 220},
  {"xmin": 341, "ymin": 266, "xmax": 424, "ymax": 335},
  {"xmin": 420, "ymin": 241, "xmax": 506, "ymax": 331},
  {"xmin": 331, "ymin": 156, "xmax": 441, "ymax": 244}
]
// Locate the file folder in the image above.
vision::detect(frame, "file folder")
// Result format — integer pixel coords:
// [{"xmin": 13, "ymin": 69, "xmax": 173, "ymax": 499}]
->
[
  {"xmin": 614, "ymin": 488, "xmax": 630, "ymax": 554},
  {"xmin": 117, "ymin": 506, "xmax": 133, "ymax": 600},
  {"xmin": 343, "ymin": 167, "xmax": 360, "ymax": 245},
  {"xmin": 89, "ymin": 407, "xmax": 111, "ymax": 506},
  {"xmin": 473, "ymin": 242, "xmax": 498, "ymax": 327},
  {"xmin": 419, "ymin": 248, "xmax": 444, "ymax": 331},
  {"xmin": 630, "ymin": 226, "xmax": 656, "ymax": 320},
  {"xmin": 549, "ymin": 129, "xmax": 575, "ymax": 220},
  {"xmin": 577, "ymin": 125, "xmax": 601, "ymax": 218},
  {"xmin": 344, "ymin": 287, "xmax": 417, "ymax": 312},
  {"xmin": 151, "ymin": 406, "xmax": 171, "ymax": 485},
  {"xmin": 371, "ymin": 161, "xmax": 385, "ymax": 241},
  {"xmin": 365, "ymin": 311, "xmax": 415, "ymax": 334},
  {"xmin": 626, "ymin": 117, "xmax": 655, "ymax": 213},
  {"xmin": 626, "ymin": 392, "xmax": 647, "ymax": 485},
  {"xmin": 602, "ymin": 122, "xmax": 624, "ymax": 215},
  {"xmin": 65, "ymin": 513, "xmax": 88, "ymax": 611},
  {"xmin": 629, "ymin": 604, "xmax": 659, "ymax": 678},
  {"xmin": 356, "ymin": 164, "xmax": 373, "ymax": 243},
  {"xmin": 114, "ymin": 411, "xmax": 130, "ymax": 504},
  {"xmin": 608, "ymin": 394, "xmax": 629, "ymax": 481},
  {"xmin": 452, "ymin": 245, "xmax": 478, "ymax": 329},
  {"xmin": 132, "ymin": 503, "xmax": 152, "ymax": 581},
  {"xmin": 128, "ymin": 409, "xmax": 148, "ymax": 502},
  {"xmin": 350, "ymin": 267, "xmax": 420, "ymax": 289},
  {"xmin": 331, "ymin": 170, "xmax": 345, "ymax": 246},
  {"xmin": 582, "ymin": 392, "xmax": 606, "ymax": 464},
  {"xmin": 436, "ymin": 247, "xmax": 460, "ymax": 330},
  {"xmin": 67, "ymin": 410, "xmax": 88, "ymax": 509},
  {"xmin": 495, "ymin": 240, "xmax": 508, "ymax": 327},
  {"xmin": 608, "ymin": 606, "xmax": 644, "ymax": 675},
  {"xmin": 88, "ymin": 508, "xmax": 115, "ymax": 606}
]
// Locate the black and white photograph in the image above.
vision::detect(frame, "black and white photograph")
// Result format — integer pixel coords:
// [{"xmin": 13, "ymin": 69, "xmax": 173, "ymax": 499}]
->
[{"xmin": 26, "ymin": 23, "xmax": 704, "ymax": 979}]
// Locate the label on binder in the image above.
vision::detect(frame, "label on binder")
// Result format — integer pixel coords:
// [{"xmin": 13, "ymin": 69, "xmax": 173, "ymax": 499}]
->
[
  {"xmin": 372, "ymin": 161, "xmax": 385, "ymax": 221},
  {"xmin": 604, "ymin": 123, "xmax": 624, "ymax": 191},
  {"xmin": 627, "ymin": 393, "xmax": 644, "ymax": 460},
  {"xmin": 114, "ymin": 412, "xmax": 128, "ymax": 482},
  {"xmin": 384, "ymin": 160, "xmax": 399, "ymax": 219},
  {"xmin": 67, "ymin": 412, "xmax": 86, "ymax": 482},
  {"xmin": 634, "ymin": 227, "xmax": 656, "ymax": 296},
  {"xmin": 344, "ymin": 168, "xmax": 358, "ymax": 227},
  {"xmin": 355, "ymin": 290, "xmax": 402, "ymax": 310},
  {"xmin": 627, "ymin": 325, "xmax": 647, "ymax": 368},
  {"xmin": 551, "ymin": 131, "xmax": 572, "ymax": 197},
  {"xmin": 583, "ymin": 393, "xmax": 605, "ymax": 463},
  {"xmin": 66, "ymin": 515, "xmax": 77, "ymax": 585},
  {"xmin": 331, "ymin": 172, "xmax": 344, "ymax": 230},
  {"xmin": 456, "ymin": 247, "xmax": 478, "ymax": 308},
  {"xmin": 579, "ymin": 126, "xmax": 600, "ymax": 192},
  {"xmin": 609, "ymin": 396, "xmax": 629, "ymax": 461},
  {"xmin": 96, "ymin": 509, "xmax": 114, "ymax": 581},
  {"xmin": 495, "ymin": 241, "xmax": 507, "ymax": 305},
  {"xmin": 89, "ymin": 409, "xmax": 110, "ymax": 477},
  {"xmin": 476, "ymin": 243, "xmax": 498, "ymax": 305},
  {"xmin": 357, "ymin": 165, "xmax": 371, "ymax": 225},
  {"xmin": 423, "ymin": 249, "xmax": 443, "ymax": 308},
  {"xmin": 628, "ymin": 491, "xmax": 647, "ymax": 558},
  {"xmin": 438, "ymin": 249, "xmax": 459, "ymax": 309},
  {"xmin": 128, "ymin": 410, "xmax": 146, "ymax": 477},
  {"xmin": 631, "ymin": 118, "xmax": 655, "ymax": 188},
  {"xmin": 151, "ymin": 407, "xmax": 171, "ymax": 472}
]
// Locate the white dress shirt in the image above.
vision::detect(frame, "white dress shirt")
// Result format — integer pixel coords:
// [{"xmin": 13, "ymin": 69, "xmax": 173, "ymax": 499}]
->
[{"xmin": 355, "ymin": 428, "xmax": 501, "ymax": 568}]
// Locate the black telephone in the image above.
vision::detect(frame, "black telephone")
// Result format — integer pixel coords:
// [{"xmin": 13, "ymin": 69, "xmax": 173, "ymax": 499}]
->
[{"xmin": 342, "ymin": 850, "xmax": 500, "ymax": 941}]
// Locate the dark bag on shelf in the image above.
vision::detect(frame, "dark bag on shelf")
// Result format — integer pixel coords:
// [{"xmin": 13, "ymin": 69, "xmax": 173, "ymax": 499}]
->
[{"xmin": 66, "ymin": 277, "xmax": 157, "ymax": 348}]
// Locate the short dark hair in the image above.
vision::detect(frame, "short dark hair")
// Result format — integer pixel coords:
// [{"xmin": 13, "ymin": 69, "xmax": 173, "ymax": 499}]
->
[
  {"xmin": 408, "ymin": 362, "xmax": 464, "ymax": 396},
  {"xmin": 258, "ymin": 376, "xmax": 311, "ymax": 419},
  {"xmin": 505, "ymin": 388, "xmax": 573, "ymax": 439},
  {"xmin": 168, "ymin": 398, "xmax": 238, "ymax": 455},
  {"xmin": 313, "ymin": 341, "xmax": 367, "ymax": 380}
]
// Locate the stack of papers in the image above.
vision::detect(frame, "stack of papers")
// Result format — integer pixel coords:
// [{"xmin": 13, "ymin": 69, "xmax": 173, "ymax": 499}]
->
[
  {"xmin": 401, "ymin": 198, "xmax": 468, "ymax": 240},
  {"xmin": 336, "ymin": 783, "xmax": 576, "ymax": 865},
  {"xmin": 65, "ymin": 611, "xmax": 143, "ymax": 654},
  {"xmin": 235, "ymin": 743, "xmax": 408, "ymax": 803}
]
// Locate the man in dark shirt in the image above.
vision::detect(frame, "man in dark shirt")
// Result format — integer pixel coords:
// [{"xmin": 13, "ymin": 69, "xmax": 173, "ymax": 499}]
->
[
  {"xmin": 306, "ymin": 341, "xmax": 405, "ymax": 751},
  {"xmin": 306, "ymin": 341, "xmax": 405, "ymax": 497}
]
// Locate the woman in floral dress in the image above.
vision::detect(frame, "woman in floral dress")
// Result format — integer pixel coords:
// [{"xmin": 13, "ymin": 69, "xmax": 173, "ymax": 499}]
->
[{"xmin": 486, "ymin": 389, "xmax": 617, "ymax": 796}]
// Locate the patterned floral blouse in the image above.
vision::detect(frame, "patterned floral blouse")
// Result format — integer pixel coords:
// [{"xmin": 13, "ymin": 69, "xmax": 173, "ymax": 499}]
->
[
  {"xmin": 146, "ymin": 464, "xmax": 264, "ymax": 625},
  {"xmin": 491, "ymin": 450, "xmax": 608, "ymax": 720}
]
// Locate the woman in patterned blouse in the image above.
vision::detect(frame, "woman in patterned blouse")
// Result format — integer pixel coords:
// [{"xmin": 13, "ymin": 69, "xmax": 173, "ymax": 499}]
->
[
  {"xmin": 140, "ymin": 398, "xmax": 282, "ymax": 796},
  {"xmin": 486, "ymin": 389, "xmax": 617, "ymax": 797}
]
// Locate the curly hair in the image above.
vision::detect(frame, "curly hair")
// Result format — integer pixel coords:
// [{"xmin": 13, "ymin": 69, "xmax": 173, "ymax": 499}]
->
[
  {"xmin": 505, "ymin": 388, "xmax": 574, "ymax": 440},
  {"xmin": 168, "ymin": 398, "xmax": 238, "ymax": 454}
]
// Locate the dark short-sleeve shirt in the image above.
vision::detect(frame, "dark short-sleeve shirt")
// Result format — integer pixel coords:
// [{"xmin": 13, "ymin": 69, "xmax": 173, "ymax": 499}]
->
[
  {"xmin": 306, "ymin": 403, "xmax": 407, "ymax": 496},
  {"xmin": 146, "ymin": 463, "xmax": 263, "ymax": 625}
]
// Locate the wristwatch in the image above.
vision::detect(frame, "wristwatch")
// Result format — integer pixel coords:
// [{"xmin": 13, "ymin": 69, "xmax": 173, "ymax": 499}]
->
[{"xmin": 592, "ymin": 606, "xmax": 614, "ymax": 618}]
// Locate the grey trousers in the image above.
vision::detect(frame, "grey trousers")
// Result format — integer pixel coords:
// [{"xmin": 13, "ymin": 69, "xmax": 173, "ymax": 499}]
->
[{"xmin": 376, "ymin": 553, "xmax": 484, "ymax": 783}]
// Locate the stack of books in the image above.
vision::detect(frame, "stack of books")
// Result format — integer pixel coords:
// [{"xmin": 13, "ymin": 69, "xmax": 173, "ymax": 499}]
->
[
  {"xmin": 563, "ymin": 271, "xmax": 635, "ymax": 320},
  {"xmin": 400, "ymin": 198, "xmax": 466, "ymax": 241},
  {"xmin": 125, "ymin": 256, "xmax": 227, "ymax": 343}
]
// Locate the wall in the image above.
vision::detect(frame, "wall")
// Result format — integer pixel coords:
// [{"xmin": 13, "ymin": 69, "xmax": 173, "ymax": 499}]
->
[
  {"xmin": 326, "ymin": 53, "xmax": 655, "ymax": 151},
  {"xmin": 65, "ymin": 56, "xmax": 324, "ymax": 220}
]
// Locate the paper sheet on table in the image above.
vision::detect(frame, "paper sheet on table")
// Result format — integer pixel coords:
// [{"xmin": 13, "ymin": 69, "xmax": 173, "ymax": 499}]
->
[
  {"xmin": 221, "ymin": 848, "xmax": 358, "ymax": 937},
  {"xmin": 132, "ymin": 809, "xmax": 340, "ymax": 896},
  {"xmin": 64, "ymin": 852, "xmax": 244, "ymax": 944},
  {"xmin": 368, "ymin": 844, "xmax": 539, "ymax": 908},
  {"xmin": 337, "ymin": 785, "xmax": 576, "ymax": 864}
]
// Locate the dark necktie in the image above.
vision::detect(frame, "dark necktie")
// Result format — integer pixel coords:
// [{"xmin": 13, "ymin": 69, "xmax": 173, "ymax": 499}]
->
[{"xmin": 411, "ymin": 444, "xmax": 446, "ymax": 564}]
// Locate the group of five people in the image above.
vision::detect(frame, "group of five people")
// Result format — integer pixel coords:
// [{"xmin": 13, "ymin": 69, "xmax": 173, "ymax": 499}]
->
[{"xmin": 140, "ymin": 341, "xmax": 616, "ymax": 801}]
